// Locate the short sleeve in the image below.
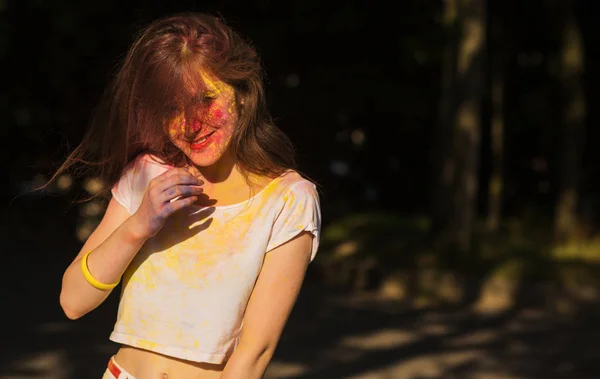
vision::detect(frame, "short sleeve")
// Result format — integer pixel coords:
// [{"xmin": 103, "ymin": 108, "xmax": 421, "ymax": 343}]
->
[
  {"xmin": 111, "ymin": 162, "xmax": 135, "ymax": 214},
  {"xmin": 266, "ymin": 180, "xmax": 321, "ymax": 262},
  {"xmin": 111, "ymin": 154, "xmax": 172, "ymax": 215}
]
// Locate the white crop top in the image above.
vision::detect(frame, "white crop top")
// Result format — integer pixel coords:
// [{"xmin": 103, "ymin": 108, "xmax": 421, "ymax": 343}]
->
[{"xmin": 109, "ymin": 154, "xmax": 321, "ymax": 363}]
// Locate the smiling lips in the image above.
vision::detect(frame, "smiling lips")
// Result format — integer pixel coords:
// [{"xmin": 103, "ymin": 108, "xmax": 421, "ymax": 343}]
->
[{"xmin": 190, "ymin": 131, "xmax": 216, "ymax": 151}]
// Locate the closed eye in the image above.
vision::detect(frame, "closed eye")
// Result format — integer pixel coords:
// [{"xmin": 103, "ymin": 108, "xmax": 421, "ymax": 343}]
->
[{"xmin": 194, "ymin": 93, "xmax": 217, "ymax": 103}]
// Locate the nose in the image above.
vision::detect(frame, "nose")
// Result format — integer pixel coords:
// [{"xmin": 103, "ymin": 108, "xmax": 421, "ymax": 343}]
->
[{"xmin": 191, "ymin": 119, "xmax": 202, "ymax": 133}]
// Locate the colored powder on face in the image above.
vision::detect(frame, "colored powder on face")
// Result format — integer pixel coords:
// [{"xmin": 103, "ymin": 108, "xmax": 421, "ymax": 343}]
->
[
  {"xmin": 169, "ymin": 74, "xmax": 234, "ymax": 137},
  {"xmin": 227, "ymin": 101, "xmax": 236, "ymax": 115},
  {"xmin": 165, "ymin": 70, "xmax": 241, "ymax": 166},
  {"xmin": 169, "ymin": 114, "xmax": 186, "ymax": 137},
  {"xmin": 199, "ymin": 72, "xmax": 237, "ymax": 116},
  {"xmin": 212, "ymin": 108, "xmax": 223, "ymax": 119},
  {"xmin": 204, "ymin": 105, "xmax": 227, "ymax": 127},
  {"xmin": 191, "ymin": 119, "xmax": 202, "ymax": 132},
  {"xmin": 200, "ymin": 73, "xmax": 223, "ymax": 95}
]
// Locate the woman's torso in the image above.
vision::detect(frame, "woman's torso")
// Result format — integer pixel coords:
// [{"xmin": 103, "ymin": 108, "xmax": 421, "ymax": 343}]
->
[
  {"xmin": 114, "ymin": 346, "xmax": 225, "ymax": 378},
  {"xmin": 108, "ymin": 156, "xmax": 315, "ymax": 375}
]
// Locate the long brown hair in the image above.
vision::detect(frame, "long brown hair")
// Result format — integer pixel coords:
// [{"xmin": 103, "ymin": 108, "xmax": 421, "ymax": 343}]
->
[{"xmin": 46, "ymin": 12, "xmax": 296, "ymax": 198}]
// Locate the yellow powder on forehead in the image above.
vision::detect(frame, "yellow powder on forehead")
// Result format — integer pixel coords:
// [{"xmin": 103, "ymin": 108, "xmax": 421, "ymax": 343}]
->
[
  {"xmin": 199, "ymin": 71, "xmax": 234, "ymax": 97},
  {"xmin": 199, "ymin": 71, "xmax": 238, "ymax": 115}
]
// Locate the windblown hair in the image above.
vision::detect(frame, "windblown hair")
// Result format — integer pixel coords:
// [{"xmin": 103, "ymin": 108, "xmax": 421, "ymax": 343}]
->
[{"xmin": 46, "ymin": 12, "xmax": 296, "ymax": 198}]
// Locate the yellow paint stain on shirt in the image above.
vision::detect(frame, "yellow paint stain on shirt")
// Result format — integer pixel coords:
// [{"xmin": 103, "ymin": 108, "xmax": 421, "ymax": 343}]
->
[{"xmin": 137, "ymin": 340, "xmax": 159, "ymax": 350}]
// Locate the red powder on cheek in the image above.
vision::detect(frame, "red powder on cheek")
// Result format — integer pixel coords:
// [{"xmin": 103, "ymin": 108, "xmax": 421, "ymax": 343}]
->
[{"xmin": 203, "ymin": 105, "xmax": 227, "ymax": 127}]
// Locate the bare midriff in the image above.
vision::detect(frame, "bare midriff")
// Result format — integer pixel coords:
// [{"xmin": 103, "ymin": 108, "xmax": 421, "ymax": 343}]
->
[{"xmin": 114, "ymin": 346, "xmax": 226, "ymax": 379}]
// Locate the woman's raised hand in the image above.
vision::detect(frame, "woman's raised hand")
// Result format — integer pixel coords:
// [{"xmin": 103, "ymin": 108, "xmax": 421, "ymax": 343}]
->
[{"xmin": 131, "ymin": 168, "xmax": 204, "ymax": 239}]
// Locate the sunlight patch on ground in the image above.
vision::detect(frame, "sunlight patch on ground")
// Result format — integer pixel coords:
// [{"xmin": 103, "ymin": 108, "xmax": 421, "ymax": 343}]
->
[
  {"xmin": 345, "ymin": 350, "xmax": 528, "ymax": 379},
  {"xmin": 2, "ymin": 351, "xmax": 70, "ymax": 379},
  {"xmin": 420, "ymin": 322, "xmax": 453, "ymax": 336},
  {"xmin": 340, "ymin": 328, "xmax": 418, "ymax": 350},
  {"xmin": 448, "ymin": 329, "xmax": 497, "ymax": 347},
  {"xmin": 264, "ymin": 361, "xmax": 309, "ymax": 378}
]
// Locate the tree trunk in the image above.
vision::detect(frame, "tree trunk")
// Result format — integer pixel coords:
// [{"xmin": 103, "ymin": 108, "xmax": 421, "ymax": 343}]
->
[
  {"xmin": 430, "ymin": 0, "xmax": 458, "ymax": 244},
  {"xmin": 486, "ymin": 0, "xmax": 505, "ymax": 233},
  {"xmin": 430, "ymin": 0, "xmax": 486, "ymax": 252},
  {"xmin": 554, "ymin": 1, "xmax": 586, "ymax": 243}
]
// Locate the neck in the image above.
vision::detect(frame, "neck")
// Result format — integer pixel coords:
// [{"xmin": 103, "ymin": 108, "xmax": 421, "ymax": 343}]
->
[{"xmin": 192, "ymin": 149, "xmax": 241, "ymax": 184}]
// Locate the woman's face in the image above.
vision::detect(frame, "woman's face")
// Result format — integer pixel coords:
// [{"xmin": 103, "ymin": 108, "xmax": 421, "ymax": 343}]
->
[{"xmin": 168, "ymin": 72, "xmax": 238, "ymax": 167}]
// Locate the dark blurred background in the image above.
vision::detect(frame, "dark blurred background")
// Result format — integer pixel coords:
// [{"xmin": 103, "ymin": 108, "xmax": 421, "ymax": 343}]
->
[{"xmin": 2, "ymin": 0, "xmax": 600, "ymax": 378}]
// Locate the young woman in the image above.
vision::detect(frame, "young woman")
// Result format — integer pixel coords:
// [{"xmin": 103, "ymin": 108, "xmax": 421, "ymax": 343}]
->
[{"xmin": 53, "ymin": 12, "xmax": 320, "ymax": 378}]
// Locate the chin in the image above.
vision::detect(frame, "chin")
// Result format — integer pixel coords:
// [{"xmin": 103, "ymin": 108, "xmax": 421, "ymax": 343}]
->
[
  {"xmin": 185, "ymin": 147, "xmax": 230, "ymax": 168},
  {"xmin": 171, "ymin": 133, "xmax": 234, "ymax": 169}
]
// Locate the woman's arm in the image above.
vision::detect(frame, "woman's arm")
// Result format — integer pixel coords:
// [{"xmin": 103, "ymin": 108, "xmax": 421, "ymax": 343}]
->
[
  {"xmin": 220, "ymin": 232, "xmax": 313, "ymax": 379},
  {"xmin": 59, "ymin": 167, "xmax": 203, "ymax": 320},
  {"xmin": 59, "ymin": 197, "xmax": 146, "ymax": 319}
]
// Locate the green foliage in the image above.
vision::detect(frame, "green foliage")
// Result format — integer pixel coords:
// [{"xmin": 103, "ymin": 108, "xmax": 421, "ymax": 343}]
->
[{"xmin": 317, "ymin": 212, "xmax": 600, "ymax": 303}]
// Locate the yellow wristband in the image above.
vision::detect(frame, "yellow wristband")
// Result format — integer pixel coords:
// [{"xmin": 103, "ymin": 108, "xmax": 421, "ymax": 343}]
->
[{"xmin": 80, "ymin": 251, "xmax": 120, "ymax": 291}]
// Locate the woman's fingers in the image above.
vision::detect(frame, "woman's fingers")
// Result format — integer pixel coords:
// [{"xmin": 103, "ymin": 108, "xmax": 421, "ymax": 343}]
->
[
  {"xmin": 159, "ymin": 184, "xmax": 203, "ymax": 203},
  {"xmin": 154, "ymin": 167, "xmax": 203, "ymax": 188},
  {"xmin": 162, "ymin": 195, "xmax": 198, "ymax": 216}
]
